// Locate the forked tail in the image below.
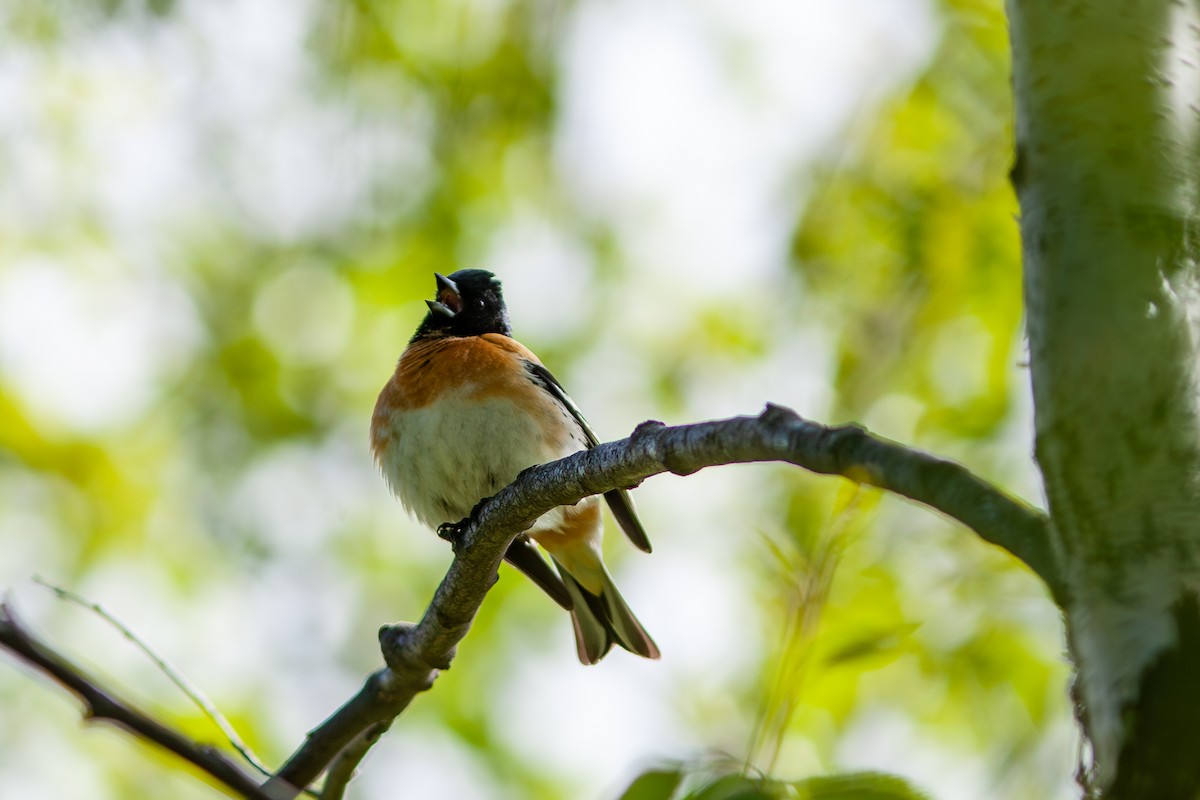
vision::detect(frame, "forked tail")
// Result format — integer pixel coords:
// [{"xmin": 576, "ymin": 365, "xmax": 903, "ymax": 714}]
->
[{"xmin": 553, "ymin": 559, "xmax": 660, "ymax": 665}]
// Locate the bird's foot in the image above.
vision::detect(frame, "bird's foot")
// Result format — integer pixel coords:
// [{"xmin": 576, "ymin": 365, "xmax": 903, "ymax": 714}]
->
[
  {"xmin": 468, "ymin": 495, "xmax": 491, "ymax": 518},
  {"xmin": 436, "ymin": 496, "xmax": 493, "ymax": 556},
  {"xmin": 437, "ymin": 519, "xmax": 469, "ymax": 555}
]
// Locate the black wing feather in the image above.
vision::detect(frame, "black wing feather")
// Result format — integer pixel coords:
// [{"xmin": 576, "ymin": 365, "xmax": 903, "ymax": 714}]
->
[
  {"xmin": 525, "ymin": 362, "xmax": 653, "ymax": 553},
  {"xmin": 505, "ymin": 534, "xmax": 573, "ymax": 610}
]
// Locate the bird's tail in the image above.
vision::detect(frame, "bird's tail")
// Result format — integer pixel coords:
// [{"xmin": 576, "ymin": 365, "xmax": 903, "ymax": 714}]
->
[{"xmin": 552, "ymin": 558, "xmax": 660, "ymax": 665}]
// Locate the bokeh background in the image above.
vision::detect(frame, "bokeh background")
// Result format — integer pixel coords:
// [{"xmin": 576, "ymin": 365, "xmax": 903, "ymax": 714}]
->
[{"xmin": 0, "ymin": 0, "xmax": 1076, "ymax": 798}]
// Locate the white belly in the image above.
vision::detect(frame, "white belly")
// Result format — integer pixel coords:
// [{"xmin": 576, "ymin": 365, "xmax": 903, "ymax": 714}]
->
[{"xmin": 377, "ymin": 389, "xmax": 588, "ymax": 529}]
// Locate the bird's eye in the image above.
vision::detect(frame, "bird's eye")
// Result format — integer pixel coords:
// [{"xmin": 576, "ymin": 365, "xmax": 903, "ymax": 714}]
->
[{"xmin": 473, "ymin": 298, "xmax": 486, "ymax": 311}]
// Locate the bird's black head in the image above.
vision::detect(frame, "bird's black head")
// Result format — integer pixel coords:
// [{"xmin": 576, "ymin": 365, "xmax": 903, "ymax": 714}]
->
[{"xmin": 413, "ymin": 269, "xmax": 512, "ymax": 339}]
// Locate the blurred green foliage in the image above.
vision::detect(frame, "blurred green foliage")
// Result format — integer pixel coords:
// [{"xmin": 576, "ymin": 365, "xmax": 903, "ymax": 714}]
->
[
  {"xmin": 0, "ymin": 1, "xmax": 1071, "ymax": 799},
  {"xmin": 618, "ymin": 761, "xmax": 931, "ymax": 800}
]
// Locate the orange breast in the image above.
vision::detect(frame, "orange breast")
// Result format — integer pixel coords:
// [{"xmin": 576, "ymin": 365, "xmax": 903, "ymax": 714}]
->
[
  {"xmin": 376, "ymin": 334, "xmax": 539, "ymax": 410},
  {"xmin": 370, "ymin": 332, "xmax": 595, "ymax": 535},
  {"xmin": 371, "ymin": 334, "xmax": 557, "ymax": 455}
]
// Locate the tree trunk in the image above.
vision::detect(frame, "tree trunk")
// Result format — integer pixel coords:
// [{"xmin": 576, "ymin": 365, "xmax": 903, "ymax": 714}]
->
[{"xmin": 1007, "ymin": 0, "xmax": 1200, "ymax": 795}]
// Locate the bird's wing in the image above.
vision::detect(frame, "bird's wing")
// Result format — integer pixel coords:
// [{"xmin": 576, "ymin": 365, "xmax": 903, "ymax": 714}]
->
[
  {"xmin": 525, "ymin": 362, "xmax": 653, "ymax": 553},
  {"xmin": 505, "ymin": 534, "xmax": 573, "ymax": 610}
]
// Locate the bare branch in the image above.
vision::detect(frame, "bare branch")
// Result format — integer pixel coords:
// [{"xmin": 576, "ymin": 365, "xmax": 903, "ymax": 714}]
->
[
  {"xmin": 270, "ymin": 403, "xmax": 1058, "ymax": 795},
  {"xmin": 318, "ymin": 722, "xmax": 391, "ymax": 800},
  {"xmin": 0, "ymin": 405, "xmax": 1053, "ymax": 798},
  {"xmin": 0, "ymin": 601, "xmax": 292, "ymax": 800},
  {"xmin": 32, "ymin": 576, "xmax": 275, "ymax": 780}
]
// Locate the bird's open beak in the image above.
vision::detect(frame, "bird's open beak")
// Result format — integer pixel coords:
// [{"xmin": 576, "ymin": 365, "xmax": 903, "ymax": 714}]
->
[{"xmin": 426, "ymin": 273, "xmax": 461, "ymax": 318}]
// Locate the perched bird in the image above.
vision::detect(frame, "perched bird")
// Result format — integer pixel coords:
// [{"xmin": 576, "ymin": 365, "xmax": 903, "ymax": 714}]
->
[{"xmin": 371, "ymin": 269, "xmax": 659, "ymax": 664}]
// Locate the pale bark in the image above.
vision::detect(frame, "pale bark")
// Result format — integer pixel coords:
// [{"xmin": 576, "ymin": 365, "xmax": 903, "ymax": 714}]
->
[{"xmin": 1008, "ymin": 0, "xmax": 1200, "ymax": 794}]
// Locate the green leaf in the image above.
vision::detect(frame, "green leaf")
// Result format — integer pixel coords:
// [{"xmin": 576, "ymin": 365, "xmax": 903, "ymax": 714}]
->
[
  {"xmin": 619, "ymin": 768, "xmax": 685, "ymax": 800},
  {"xmin": 792, "ymin": 771, "xmax": 932, "ymax": 800},
  {"xmin": 822, "ymin": 624, "xmax": 919, "ymax": 669},
  {"xmin": 686, "ymin": 774, "xmax": 781, "ymax": 800}
]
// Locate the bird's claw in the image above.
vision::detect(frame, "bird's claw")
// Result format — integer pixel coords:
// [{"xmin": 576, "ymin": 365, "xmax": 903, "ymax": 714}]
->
[
  {"xmin": 437, "ymin": 495, "xmax": 493, "ymax": 556},
  {"xmin": 468, "ymin": 495, "xmax": 491, "ymax": 518},
  {"xmin": 437, "ymin": 520, "xmax": 468, "ymax": 555}
]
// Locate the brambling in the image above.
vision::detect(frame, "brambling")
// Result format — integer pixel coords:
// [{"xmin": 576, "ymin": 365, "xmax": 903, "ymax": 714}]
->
[{"xmin": 371, "ymin": 269, "xmax": 659, "ymax": 664}]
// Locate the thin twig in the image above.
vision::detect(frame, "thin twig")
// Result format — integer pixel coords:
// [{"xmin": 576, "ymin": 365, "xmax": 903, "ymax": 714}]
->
[
  {"xmin": 0, "ymin": 600, "xmax": 292, "ymax": 800},
  {"xmin": 31, "ymin": 576, "xmax": 275, "ymax": 780},
  {"xmin": 319, "ymin": 722, "xmax": 392, "ymax": 800}
]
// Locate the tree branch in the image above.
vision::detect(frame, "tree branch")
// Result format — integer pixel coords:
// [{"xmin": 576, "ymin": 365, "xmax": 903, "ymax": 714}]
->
[
  {"xmin": 317, "ymin": 722, "xmax": 391, "ymax": 800},
  {"xmin": 32, "ymin": 576, "xmax": 275, "ymax": 779},
  {"xmin": 0, "ymin": 601, "xmax": 291, "ymax": 800},
  {"xmin": 0, "ymin": 404, "xmax": 1055, "ymax": 798},
  {"xmin": 270, "ymin": 403, "xmax": 1059, "ymax": 795}
]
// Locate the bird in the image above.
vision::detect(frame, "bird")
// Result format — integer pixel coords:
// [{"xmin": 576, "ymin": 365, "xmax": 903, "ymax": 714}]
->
[{"xmin": 371, "ymin": 269, "xmax": 659, "ymax": 664}]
